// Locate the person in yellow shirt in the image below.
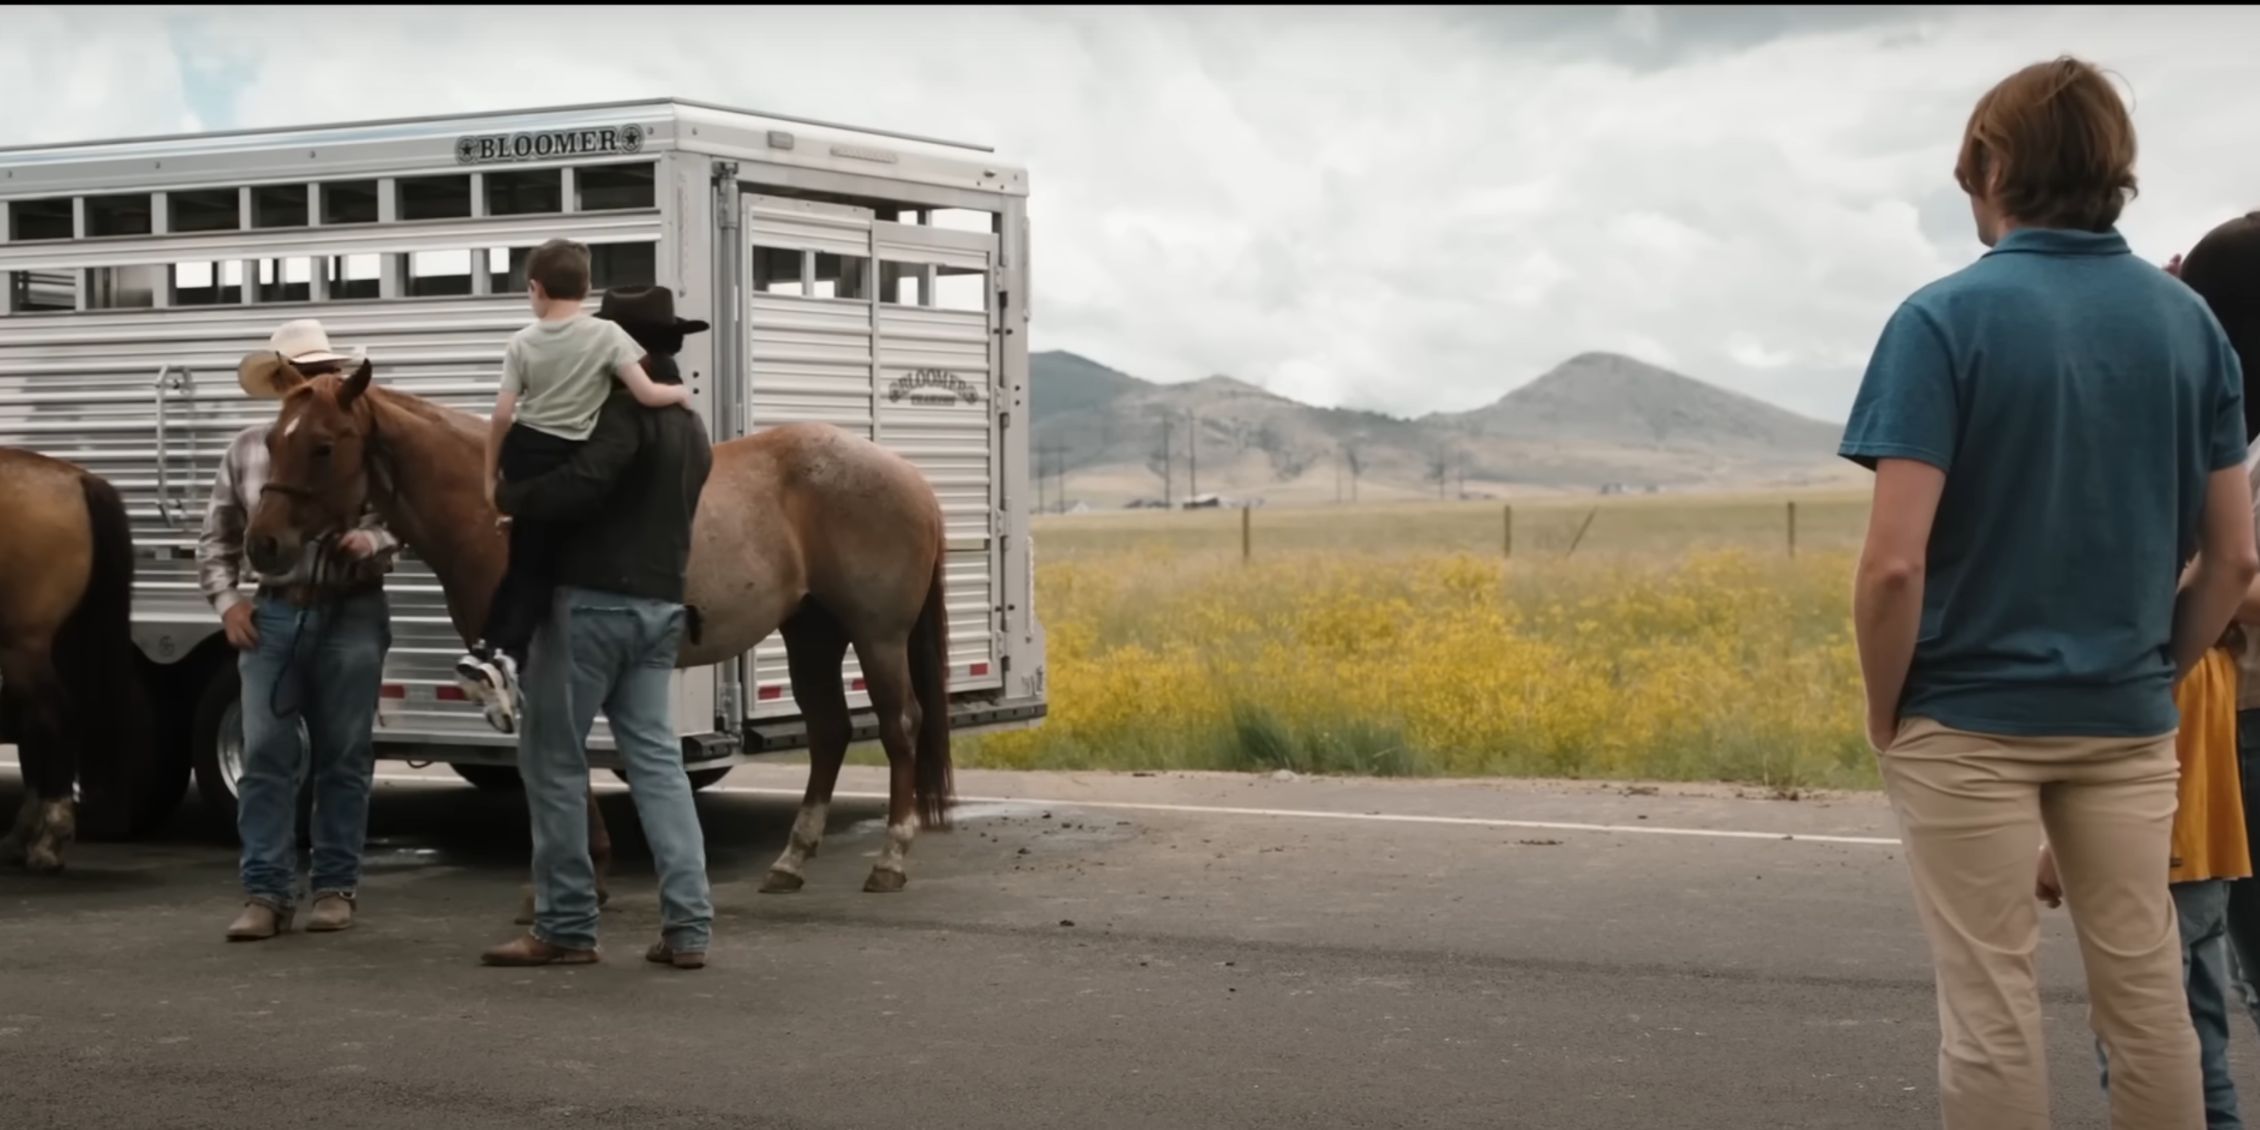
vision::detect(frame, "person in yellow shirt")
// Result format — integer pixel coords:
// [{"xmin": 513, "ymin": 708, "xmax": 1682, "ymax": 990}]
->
[{"xmin": 2040, "ymin": 639, "xmax": 2249, "ymax": 1126}]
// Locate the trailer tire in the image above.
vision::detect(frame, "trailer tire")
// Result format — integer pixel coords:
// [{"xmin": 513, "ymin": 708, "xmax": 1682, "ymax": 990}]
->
[
  {"xmin": 189, "ymin": 661, "xmax": 311, "ymax": 845},
  {"xmin": 451, "ymin": 764, "xmax": 523, "ymax": 791}
]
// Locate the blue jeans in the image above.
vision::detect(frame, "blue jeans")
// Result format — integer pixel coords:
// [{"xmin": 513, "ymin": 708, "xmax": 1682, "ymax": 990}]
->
[
  {"xmin": 236, "ymin": 591, "xmax": 390, "ymax": 910},
  {"xmin": 520, "ymin": 586, "xmax": 711, "ymax": 953},
  {"xmin": 2101, "ymin": 878, "xmax": 2244, "ymax": 1128},
  {"xmin": 2229, "ymin": 709, "xmax": 2260, "ymax": 1037}
]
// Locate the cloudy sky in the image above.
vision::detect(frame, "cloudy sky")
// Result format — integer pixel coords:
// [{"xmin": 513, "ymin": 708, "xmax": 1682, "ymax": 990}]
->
[{"xmin": 6, "ymin": 5, "xmax": 2255, "ymax": 422}]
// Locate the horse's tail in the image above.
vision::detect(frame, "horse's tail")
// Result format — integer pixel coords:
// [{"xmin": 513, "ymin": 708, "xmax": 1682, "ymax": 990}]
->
[
  {"xmin": 56, "ymin": 472, "xmax": 148, "ymax": 836},
  {"xmin": 909, "ymin": 546, "xmax": 955, "ymax": 829}
]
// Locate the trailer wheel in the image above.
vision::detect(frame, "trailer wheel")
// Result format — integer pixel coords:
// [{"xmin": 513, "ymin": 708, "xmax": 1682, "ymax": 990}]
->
[
  {"xmin": 450, "ymin": 763, "xmax": 523, "ymax": 791},
  {"xmin": 189, "ymin": 661, "xmax": 310, "ymax": 844}
]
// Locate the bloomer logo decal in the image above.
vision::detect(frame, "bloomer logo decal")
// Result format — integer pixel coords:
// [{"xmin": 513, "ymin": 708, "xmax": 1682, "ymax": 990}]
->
[
  {"xmin": 885, "ymin": 369, "xmax": 984, "ymax": 407},
  {"xmin": 456, "ymin": 123, "xmax": 645, "ymax": 165}
]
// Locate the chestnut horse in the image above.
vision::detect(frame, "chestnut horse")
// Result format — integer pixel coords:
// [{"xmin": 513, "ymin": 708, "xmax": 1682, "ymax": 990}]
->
[
  {"xmin": 237, "ymin": 356, "xmax": 955, "ymax": 907},
  {"xmin": 0, "ymin": 448, "xmax": 145, "ymax": 872}
]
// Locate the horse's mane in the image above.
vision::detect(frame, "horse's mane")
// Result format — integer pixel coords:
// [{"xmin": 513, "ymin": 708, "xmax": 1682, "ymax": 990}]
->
[{"xmin": 360, "ymin": 382, "xmax": 486, "ymax": 446}]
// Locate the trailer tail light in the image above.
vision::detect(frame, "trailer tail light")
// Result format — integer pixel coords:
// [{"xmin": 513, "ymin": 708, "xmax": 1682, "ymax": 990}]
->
[
  {"xmin": 379, "ymin": 684, "xmax": 407, "ymax": 700},
  {"xmin": 757, "ymin": 685, "xmax": 784, "ymax": 702},
  {"xmin": 436, "ymin": 685, "xmax": 469, "ymax": 702},
  {"xmin": 969, "ymin": 663, "xmax": 989, "ymax": 677}
]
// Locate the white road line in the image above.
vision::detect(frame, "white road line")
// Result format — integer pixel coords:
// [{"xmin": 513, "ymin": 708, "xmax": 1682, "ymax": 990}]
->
[{"xmin": 366, "ymin": 772, "xmax": 1902, "ymax": 847}]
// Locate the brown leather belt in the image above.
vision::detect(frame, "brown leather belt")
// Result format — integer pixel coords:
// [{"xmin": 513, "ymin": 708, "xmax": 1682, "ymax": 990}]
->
[{"xmin": 257, "ymin": 578, "xmax": 382, "ymax": 608}]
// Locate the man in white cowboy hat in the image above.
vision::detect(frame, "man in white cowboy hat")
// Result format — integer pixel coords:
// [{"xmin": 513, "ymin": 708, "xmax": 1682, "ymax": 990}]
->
[{"xmin": 197, "ymin": 318, "xmax": 400, "ymax": 942}]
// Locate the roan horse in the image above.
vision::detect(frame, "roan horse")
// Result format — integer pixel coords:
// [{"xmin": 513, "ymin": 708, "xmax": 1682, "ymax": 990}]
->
[
  {"xmin": 237, "ymin": 356, "xmax": 955, "ymax": 904},
  {"xmin": 0, "ymin": 448, "xmax": 145, "ymax": 872}
]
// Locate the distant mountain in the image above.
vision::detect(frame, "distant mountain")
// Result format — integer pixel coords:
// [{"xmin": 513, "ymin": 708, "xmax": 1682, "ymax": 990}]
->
[{"xmin": 1027, "ymin": 350, "xmax": 1854, "ymax": 506}]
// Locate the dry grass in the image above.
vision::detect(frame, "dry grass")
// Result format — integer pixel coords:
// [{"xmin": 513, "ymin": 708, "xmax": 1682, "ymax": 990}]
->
[{"xmin": 955, "ymin": 491, "xmax": 1875, "ymax": 789}]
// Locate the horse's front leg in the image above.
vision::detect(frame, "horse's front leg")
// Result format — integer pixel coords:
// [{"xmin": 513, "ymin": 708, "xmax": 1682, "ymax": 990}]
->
[{"xmin": 515, "ymin": 785, "xmax": 613, "ymax": 924}]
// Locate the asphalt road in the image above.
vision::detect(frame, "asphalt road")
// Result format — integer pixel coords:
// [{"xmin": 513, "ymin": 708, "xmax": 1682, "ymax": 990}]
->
[{"xmin": 4, "ymin": 758, "xmax": 2257, "ymax": 1129}]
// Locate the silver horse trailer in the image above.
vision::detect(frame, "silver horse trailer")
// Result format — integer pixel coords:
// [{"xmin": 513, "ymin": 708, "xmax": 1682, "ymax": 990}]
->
[{"xmin": 0, "ymin": 99, "xmax": 1047, "ymax": 837}]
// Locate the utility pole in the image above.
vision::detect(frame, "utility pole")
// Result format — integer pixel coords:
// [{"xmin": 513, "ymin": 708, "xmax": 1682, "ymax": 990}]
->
[
  {"xmin": 1188, "ymin": 411, "xmax": 1200, "ymax": 500},
  {"xmin": 1162, "ymin": 418, "xmax": 1175, "ymax": 508}
]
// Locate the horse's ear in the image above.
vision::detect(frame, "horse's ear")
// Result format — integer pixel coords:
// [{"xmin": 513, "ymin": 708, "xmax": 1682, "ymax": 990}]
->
[
  {"xmin": 336, "ymin": 358, "xmax": 374, "ymax": 408},
  {"xmin": 237, "ymin": 352, "xmax": 306, "ymax": 401}
]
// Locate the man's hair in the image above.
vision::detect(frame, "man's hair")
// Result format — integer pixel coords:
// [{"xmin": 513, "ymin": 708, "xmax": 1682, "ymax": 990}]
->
[
  {"xmin": 525, "ymin": 239, "xmax": 592, "ymax": 300},
  {"xmin": 1954, "ymin": 57, "xmax": 2138, "ymax": 232}
]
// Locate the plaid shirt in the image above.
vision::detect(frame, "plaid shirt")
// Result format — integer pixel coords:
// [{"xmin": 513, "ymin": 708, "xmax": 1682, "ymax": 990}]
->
[{"xmin": 196, "ymin": 425, "xmax": 400, "ymax": 615}]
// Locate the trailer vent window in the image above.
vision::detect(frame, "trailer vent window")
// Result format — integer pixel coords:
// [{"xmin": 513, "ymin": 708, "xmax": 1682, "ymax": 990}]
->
[
  {"xmin": 85, "ymin": 194, "xmax": 153, "ymax": 238},
  {"xmin": 252, "ymin": 184, "xmax": 309, "ymax": 228},
  {"xmin": 489, "ymin": 245, "xmax": 531, "ymax": 293},
  {"xmin": 811, "ymin": 252, "xmax": 870, "ymax": 301},
  {"xmin": 934, "ymin": 266, "xmax": 987, "ymax": 312},
  {"xmin": 576, "ymin": 162, "xmax": 655, "ymax": 212},
  {"xmin": 880, "ymin": 261, "xmax": 931, "ymax": 307},
  {"xmin": 590, "ymin": 241, "xmax": 657, "ymax": 291},
  {"xmin": 9, "ymin": 198, "xmax": 73, "ymax": 242},
  {"xmin": 257, "ymin": 258, "xmax": 314, "ymax": 303},
  {"xmin": 174, "ymin": 262, "xmax": 244, "ymax": 306},
  {"xmin": 405, "ymin": 249, "xmax": 473, "ymax": 297},
  {"xmin": 321, "ymin": 180, "xmax": 380, "ymax": 226},
  {"xmin": 9, "ymin": 270, "xmax": 74, "ymax": 312},
  {"xmin": 88, "ymin": 265, "xmax": 163, "ymax": 309},
  {"xmin": 171, "ymin": 189, "xmax": 241, "ymax": 233},
  {"xmin": 928, "ymin": 209, "xmax": 994, "ymax": 234},
  {"xmin": 328, "ymin": 254, "xmax": 381, "ymax": 301},
  {"xmin": 486, "ymin": 169, "xmax": 563, "ymax": 216},
  {"xmin": 398, "ymin": 175, "xmax": 472, "ymax": 222},
  {"xmin": 751, "ymin": 246, "xmax": 805, "ymax": 296}
]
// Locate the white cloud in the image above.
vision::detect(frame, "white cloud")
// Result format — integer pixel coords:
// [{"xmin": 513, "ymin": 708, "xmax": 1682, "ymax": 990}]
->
[{"xmin": 6, "ymin": 5, "xmax": 2256, "ymax": 423}]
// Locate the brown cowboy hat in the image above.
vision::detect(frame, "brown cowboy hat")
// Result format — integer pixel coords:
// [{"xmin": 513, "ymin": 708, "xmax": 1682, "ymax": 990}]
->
[{"xmin": 595, "ymin": 286, "xmax": 709, "ymax": 336}]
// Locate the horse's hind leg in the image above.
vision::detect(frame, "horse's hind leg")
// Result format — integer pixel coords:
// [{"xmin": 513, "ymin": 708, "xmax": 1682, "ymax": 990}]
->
[
  {"xmin": 855, "ymin": 639, "xmax": 922, "ymax": 894},
  {"xmin": 0, "ymin": 791, "xmax": 36, "ymax": 865},
  {"xmin": 762, "ymin": 608, "xmax": 851, "ymax": 894},
  {"xmin": 1, "ymin": 645, "xmax": 76, "ymax": 873}
]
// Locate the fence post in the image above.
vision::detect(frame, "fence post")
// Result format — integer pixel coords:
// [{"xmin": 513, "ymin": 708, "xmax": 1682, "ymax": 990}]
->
[
  {"xmin": 1563, "ymin": 507, "xmax": 1599, "ymax": 558},
  {"xmin": 1241, "ymin": 505, "xmax": 1252, "ymax": 563},
  {"xmin": 1787, "ymin": 500, "xmax": 1798, "ymax": 559},
  {"xmin": 1503, "ymin": 504, "xmax": 1514, "ymax": 560}
]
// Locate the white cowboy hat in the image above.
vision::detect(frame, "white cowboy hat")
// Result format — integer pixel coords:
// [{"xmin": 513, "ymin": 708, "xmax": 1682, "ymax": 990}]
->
[
  {"xmin": 237, "ymin": 319, "xmax": 364, "ymax": 399},
  {"xmin": 267, "ymin": 318, "xmax": 355, "ymax": 365}
]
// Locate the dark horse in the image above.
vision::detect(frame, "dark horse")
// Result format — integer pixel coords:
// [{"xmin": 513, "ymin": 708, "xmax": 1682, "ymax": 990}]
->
[
  {"xmin": 0, "ymin": 448, "xmax": 145, "ymax": 871},
  {"xmin": 235, "ymin": 355, "xmax": 956, "ymax": 909}
]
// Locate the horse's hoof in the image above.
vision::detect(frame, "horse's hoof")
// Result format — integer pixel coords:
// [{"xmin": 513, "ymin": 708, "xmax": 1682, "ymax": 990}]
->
[
  {"xmin": 759, "ymin": 869, "xmax": 805, "ymax": 894},
  {"xmin": 862, "ymin": 868, "xmax": 907, "ymax": 894},
  {"xmin": 23, "ymin": 847, "xmax": 64, "ymax": 874}
]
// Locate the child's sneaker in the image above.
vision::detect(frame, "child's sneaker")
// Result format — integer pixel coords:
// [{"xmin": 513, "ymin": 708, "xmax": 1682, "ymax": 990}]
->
[{"xmin": 453, "ymin": 646, "xmax": 521, "ymax": 735}]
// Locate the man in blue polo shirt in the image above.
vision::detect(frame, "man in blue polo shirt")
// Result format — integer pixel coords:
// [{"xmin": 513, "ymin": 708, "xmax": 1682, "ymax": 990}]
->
[{"xmin": 1845, "ymin": 57, "xmax": 2255, "ymax": 1130}]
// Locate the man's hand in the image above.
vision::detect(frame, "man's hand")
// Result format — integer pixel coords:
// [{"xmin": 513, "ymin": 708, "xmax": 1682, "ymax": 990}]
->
[
  {"xmin": 222, "ymin": 603, "xmax": 259, "ymax": 651},
  {"xmin": 1866, "ymin": 708, "xmax": 1898, "ymax": 754},
  {"xmin": 338, "ymin": 530, "xmax": 378, "ymax": 559},
  {"xmin": 2166, "ymin": 252, "xmax": 2186, "ymax": 278},
  {"xmin": 2035, "ymin": 844, "xmax": 2063, "ymax": 909}
]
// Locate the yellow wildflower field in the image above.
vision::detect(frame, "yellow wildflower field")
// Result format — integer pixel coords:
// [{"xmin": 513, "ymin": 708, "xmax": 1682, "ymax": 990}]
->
[{"xmin": 964, "ymin": 494, "xmax": 1876, "ymax": 789}]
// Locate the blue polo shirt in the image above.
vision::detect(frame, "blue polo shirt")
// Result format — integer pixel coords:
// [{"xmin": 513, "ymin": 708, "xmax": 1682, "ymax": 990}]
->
[{"xmin": 1841, "ymin": 227, "xmax": 2247, "ymax": 738}]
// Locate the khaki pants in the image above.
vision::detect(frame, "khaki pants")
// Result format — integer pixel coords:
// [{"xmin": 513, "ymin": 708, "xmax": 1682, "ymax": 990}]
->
[{"xmin": 1880, "ymin": 717, "xmax": 2203, "ymax": 1130}]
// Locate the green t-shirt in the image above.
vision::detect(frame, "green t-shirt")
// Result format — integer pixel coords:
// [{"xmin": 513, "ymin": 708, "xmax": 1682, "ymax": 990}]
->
[
  {"xmin": 1840, "ymin": 227, "xmax": 2248, "ymax": 738},
  {"xmin": 500, "ymin": 315, "xmax": 644, "ymax": 441}
]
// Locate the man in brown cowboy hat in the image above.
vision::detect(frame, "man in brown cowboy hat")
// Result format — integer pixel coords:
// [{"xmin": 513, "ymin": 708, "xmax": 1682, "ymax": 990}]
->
[
  {"xmin": 480, "ymin": 286, "xmax": 716, "ymax": 970},
  {"xmin": 201, "ymin": 319, "xmax": 399, "ymax": 941}
]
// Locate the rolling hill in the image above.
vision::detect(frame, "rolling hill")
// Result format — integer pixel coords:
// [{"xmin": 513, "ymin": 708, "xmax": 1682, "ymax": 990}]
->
[{"xmin": 1028, "ymin": 350, "xmax": 1856, "ymax": 507}]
